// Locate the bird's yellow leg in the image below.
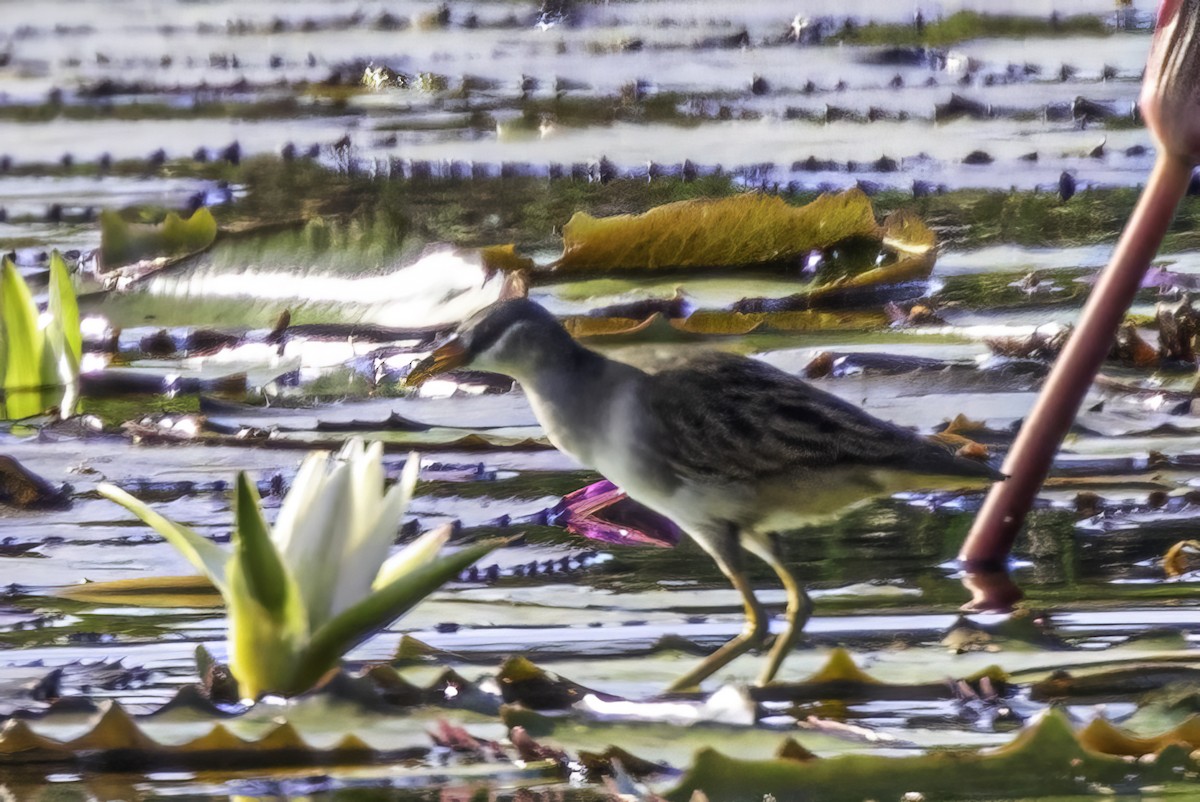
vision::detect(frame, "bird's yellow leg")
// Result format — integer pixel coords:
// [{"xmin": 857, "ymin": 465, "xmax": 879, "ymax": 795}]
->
[
  {"xmin": 747, "ymin": 538, "xmax": 812, "ymax": 686},
  {"xmin": 667, "ymin": 538, "xmax": 769, "ymax": 693}
]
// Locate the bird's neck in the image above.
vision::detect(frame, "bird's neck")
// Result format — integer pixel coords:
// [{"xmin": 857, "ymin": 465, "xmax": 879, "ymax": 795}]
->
[{"xmin": 513, "ymin": 342, "xmax": 639, "ymax": 466}]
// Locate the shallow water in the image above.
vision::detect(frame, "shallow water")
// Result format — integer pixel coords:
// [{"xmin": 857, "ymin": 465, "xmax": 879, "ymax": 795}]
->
[{"xmin": 3, "ymin": 2, "xmax": 1200, "ymax": 801}]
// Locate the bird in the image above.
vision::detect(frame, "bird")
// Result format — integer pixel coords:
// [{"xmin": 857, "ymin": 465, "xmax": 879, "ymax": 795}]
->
[{"xmin": 407, "ymin": 299, "xmax": 1002, "ymax": 690}]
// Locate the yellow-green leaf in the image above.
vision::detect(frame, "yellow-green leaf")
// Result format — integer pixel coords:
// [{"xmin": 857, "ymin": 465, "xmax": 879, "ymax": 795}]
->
[
  {"xmin": 0, "ymin": 254, "xmax": 81, "ymax": 419},
  {"xmin": 0, "ymin": 265, "xmax": 6, "ymax": 389},
  {"xmin": 100, "ymin": 207, "xmax": 217, "ymax": 268},
  {"xmin": 97, "ymin": 482, "xmax": 231, "ymax": 594},
  {"xmin": 0, "ymin": 257, "xmax": 55, "ymax": 419},
  {"xmin": 232, "ymin": 472, "xmax": 291, "ymax": 616},
  {"xmin": 54, "ymin": 575, "xmax": 222, "ymax": 608},
  {"xmin": 47, "ymin": 250, "xmax": 81, "ymax": 365},
  {"xmin": 554, "ymin": 189, "xmax": 881, "ymax": 273},
  {"xmin": 226, "ymin": 475, "xmax": 308, "ymax": 698},
  {"xmin": 292, "ymin": 537, "xmax": 505, "ymax": 695},
  {"xmin": 225, "ymin": 559, "xmax": 307, "ymax": 699},
  {"xmin": 1, "ymin": 257, "xmax": 45, "ymax": 396}
]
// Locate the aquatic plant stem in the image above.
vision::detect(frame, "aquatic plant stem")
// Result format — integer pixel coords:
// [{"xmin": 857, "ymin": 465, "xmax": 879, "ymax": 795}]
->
[{"xmin": 959, "ymin": 153, "xmax": 1195, "ymax": 610}]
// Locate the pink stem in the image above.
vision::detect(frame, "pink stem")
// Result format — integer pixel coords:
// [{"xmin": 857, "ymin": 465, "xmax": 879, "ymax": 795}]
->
[{"xmin": 960, "ymin": 154, "xmax": 1195, "ymax": 576}]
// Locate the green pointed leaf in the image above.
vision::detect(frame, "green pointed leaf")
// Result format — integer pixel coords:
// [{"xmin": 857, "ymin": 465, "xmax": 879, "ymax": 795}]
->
[
  {"xmin": 47, "ymin": 250, "xmax": 81, "ymax": 364},
  {"xmin": 39, "ymin": 320, "xmax": 77, "ymax": 420},
  {"xmin": 37, "ymin": 337, "xmax": 60, "ymax": 397},
  {"xmin": 97, "ymin": 482, "xmax": 231, "ymax": 594},
  {"xmin": 0, "ymin": 263, "xmax": 7, "ymax": 398},
  {"xmin": 225, "ymin": 554, "xmax": 307, "ymax": 700},
  {"xmin": 292, "ymin": 537, "xmax": 506, "ymax": 693},
  {"xmin": 0, "ymin": 254, "xmax": 79, "ymax": 419},
  {"xmin": 225, "ymin": 555, "xmax": 307, "ymax": 699},
  {"xmin": 232, "ymin": 472, "xmax": 291, "ymax": 616},
  {"xmin": 225, "ymin": 473, "xmax": 309, "ymax": 698},
  {"xmin": 1, "ymin": 257, "xmax": 46, "ymax": 397}
]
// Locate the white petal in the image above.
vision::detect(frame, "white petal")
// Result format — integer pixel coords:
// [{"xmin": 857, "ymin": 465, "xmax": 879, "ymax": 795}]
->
[
  {"xmin": 373, "ymin": 523, "xmax": 450, "ymax": 590},
  {"xmin": 396, "ymin": 451, "xmax": 420, "ymax": 508},
  {"xmin": 287, "ymin": 459, "xmax": 353, "ymax": 628},
  {"xmin": 274, "ymin": 452, "xmax": 330, "ymax": 558},
  {"xmin": 326, "ymin": 440, "xmax": 387, "ymax": 615},
  {"xmin": 345, "ymin": 439, "xmax": 384, "ymax": 551},
  {"xmin": 338, "ymin": 437, "xmax": 364, "ymax": 462},
  {"xmin": 363, "ymin": 441, "xmax": 385, "ymax": 499},
  {"xmin": 330, "ymin": 476, "xmax": 410, "ymax": 616}
]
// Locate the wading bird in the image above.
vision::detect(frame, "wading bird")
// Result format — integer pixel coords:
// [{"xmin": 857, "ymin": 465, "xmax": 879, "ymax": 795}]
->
[{"xmin": 409, "ymin": 299, "xmax": 1000, "ymax": 689}]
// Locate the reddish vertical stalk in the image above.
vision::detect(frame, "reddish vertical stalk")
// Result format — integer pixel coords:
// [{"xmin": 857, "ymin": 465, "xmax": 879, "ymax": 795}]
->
[
  {"xmin": 959, "ymin": 154, "xmax": 1194, "ymax": 609},
  {"xmin": 958, "ymin": 0, "xmax": 1200, "ymax": 609}
]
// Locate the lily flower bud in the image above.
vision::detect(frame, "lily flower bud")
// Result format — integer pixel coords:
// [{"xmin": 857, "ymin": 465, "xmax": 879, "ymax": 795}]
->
[{"xmin": 1140, "ymin": 0, "xmax": 1200, "ymax": 161}]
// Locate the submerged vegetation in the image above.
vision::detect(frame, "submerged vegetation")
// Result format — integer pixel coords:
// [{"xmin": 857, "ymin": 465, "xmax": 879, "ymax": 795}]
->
[
  {"xmin": 829, "ymin": 10, "xmax": 1112, "ymax": 47},
  {"xmin": 211, "ymin": 154, "xmax": 1200, "ymax": 256}
]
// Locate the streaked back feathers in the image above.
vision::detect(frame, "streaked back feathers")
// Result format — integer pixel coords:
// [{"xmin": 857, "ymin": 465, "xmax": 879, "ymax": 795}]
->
[{"xmin": 637, "ymin": 351, "xmax": 1000, "ymax": 486}]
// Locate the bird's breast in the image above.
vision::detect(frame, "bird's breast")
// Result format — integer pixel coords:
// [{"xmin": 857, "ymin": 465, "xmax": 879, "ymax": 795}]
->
[
  {"xmin": 528, "ymin": 400, "xmax": 590, "ymax": 465},
  {"xmin": 522, "ymin": 369, "xmax": 700, "ymax": 525},
  {"xmin": 588, "ymin": 387, "xmax": 701, "ymax": 521}
]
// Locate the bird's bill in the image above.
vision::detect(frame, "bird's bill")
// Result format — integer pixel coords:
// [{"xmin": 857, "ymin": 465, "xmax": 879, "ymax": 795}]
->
[{"xmin": 406, "ymin": 340, "xmax": 468, "ymax": 386}]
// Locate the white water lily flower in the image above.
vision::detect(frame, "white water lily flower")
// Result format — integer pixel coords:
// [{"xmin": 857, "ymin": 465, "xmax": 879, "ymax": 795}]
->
[{"xmin": 98, "ymin": 439, "xmax": 501, "ymax": 698}]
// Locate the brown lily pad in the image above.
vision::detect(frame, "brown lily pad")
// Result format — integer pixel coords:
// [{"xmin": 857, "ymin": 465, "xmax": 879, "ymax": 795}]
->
[
  {"xmin": 553, "ymin": 189, "xmax": 934, "ymax": 276},
  {"xmin": 497, "ymin": 656, "xmax": 616, "ymax": 711}
]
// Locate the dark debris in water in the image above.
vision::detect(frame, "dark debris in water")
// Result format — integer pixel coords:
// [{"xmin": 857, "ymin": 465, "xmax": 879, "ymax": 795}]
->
[{"xmin": 0, "ymin": 456, "xmax": 70, "ymax": 510}]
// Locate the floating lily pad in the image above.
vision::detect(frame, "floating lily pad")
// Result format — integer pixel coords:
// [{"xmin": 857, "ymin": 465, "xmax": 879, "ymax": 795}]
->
[
  {"xmin": 0, "ymin": 699, "xmax": 544, "ymax": 772},
  {"xmin": 100, "ymin": 208, "xmax": 217, "ymax": 269},
  {"xmin": 552, "ymin": 190, "xmax": 934, "ymax": 278},
  {"xmin": 54, "ymin": 575, "xmax": 221, "ymax": 607},
  {"xmin": 665, "ymin": 710, "xmax": 1193, "ymax": 802}
]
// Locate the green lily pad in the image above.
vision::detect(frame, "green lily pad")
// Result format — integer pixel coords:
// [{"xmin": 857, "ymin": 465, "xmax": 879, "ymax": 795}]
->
[{"xmin": 664, "ymin": 710, "xmax": 1192, "ymax": 802}]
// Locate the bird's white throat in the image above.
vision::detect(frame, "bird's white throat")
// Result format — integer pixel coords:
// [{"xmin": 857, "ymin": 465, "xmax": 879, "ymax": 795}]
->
[{"xmin": 515, "ymin": 351, "xmax": 641, "ymax": 470}]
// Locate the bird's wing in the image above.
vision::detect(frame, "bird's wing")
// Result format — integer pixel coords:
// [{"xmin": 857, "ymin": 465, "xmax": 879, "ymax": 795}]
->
[{"xmin": 639, "ymin": 352, "xmax": 999, "ymax": 485}]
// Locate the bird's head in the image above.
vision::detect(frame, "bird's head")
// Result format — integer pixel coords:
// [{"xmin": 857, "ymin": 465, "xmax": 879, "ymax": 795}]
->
[{"xmin": 406, "ymin": 298, "xmax": 573, "ymax": 385}]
